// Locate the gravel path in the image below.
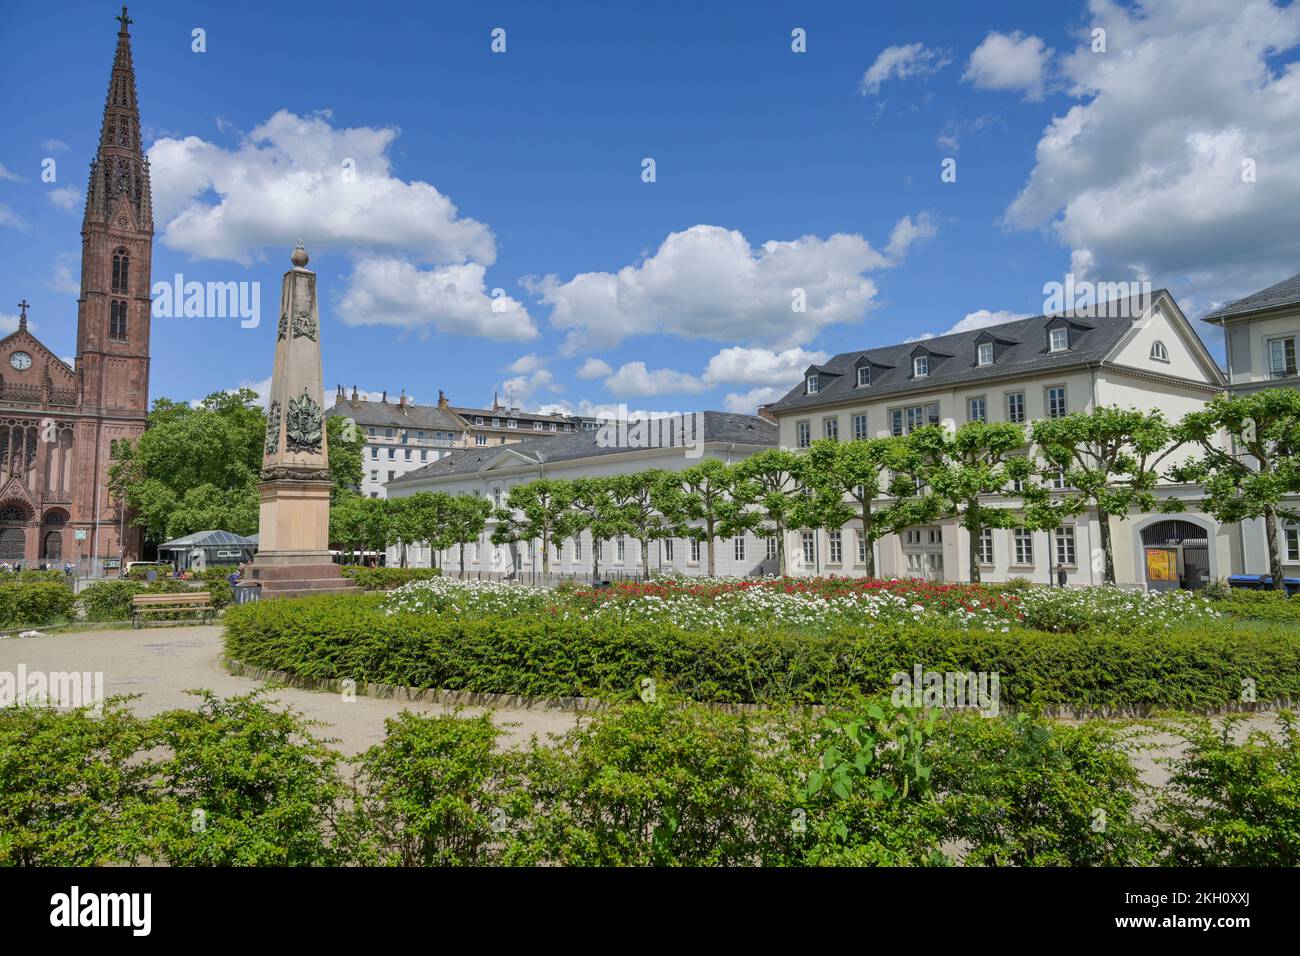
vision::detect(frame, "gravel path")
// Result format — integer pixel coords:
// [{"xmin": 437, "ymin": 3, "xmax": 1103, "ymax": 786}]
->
[
  {"xmin": 0, "ymin": 625, "xmax": 1288, "ymax": 789},
  {"xmin": 0, "ymin": 625, "xmax": 577, "ymax": 754}
]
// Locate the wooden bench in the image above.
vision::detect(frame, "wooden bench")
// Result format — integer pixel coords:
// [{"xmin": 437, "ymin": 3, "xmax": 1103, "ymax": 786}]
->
[{"xmin": 131, "ymin": 591, "xmax": 214, "ymax": 628}]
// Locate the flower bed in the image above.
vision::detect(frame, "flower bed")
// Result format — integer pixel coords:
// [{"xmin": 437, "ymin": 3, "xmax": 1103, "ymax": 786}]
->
[{"xmin": 380, "ymin": 575, "xmax": 1223, "ymax": 635}]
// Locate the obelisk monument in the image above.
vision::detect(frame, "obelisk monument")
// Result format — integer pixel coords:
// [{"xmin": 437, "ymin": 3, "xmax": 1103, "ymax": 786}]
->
[{"xmin": 249, "ymin": 242, "xmax": 358, "ymax": 597}]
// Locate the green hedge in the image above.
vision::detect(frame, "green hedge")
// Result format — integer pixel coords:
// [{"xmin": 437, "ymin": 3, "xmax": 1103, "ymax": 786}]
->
[
  {"xmin": 1212, "ymin": 589, "xmax": 1300, "ymax": 623},
  {"xmin": 0, "ymin": 569, "xmax": 69, "ymax": 585},
  {"xmin": 79, "ymin": 579, "xmax": 233, "ymax": 623},
  {"xmin": 6, "ymin": 692, "xmax": 1294, "ymax": 866},
  {"xmin": 0, "ymin": 582, "xmax": 76, "ymax": 628},
  {"xmin": 222, "ymin": 594, "xmax": 1300, "ymax": 712},
  {"xmin": 338, "ymin": 566, "xmax": 442, "ymax": 590}
]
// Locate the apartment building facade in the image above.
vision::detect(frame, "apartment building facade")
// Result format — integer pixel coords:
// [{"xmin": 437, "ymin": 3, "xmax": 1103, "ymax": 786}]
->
[
  {"xmin": 386, "ymin": 412, "xmax": 778, "ymax": 575},
  {"xmin": 1204, "ymin": 271, "xmax": 1300, "ymax": 576},
  {"xmin": 767, "ymin": 290, "xmax": 1235, "ymax": 589}
]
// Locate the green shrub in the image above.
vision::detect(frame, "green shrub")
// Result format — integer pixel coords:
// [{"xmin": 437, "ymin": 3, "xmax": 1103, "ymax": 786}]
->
[
  {"xmin": 505, "ymin": 701, "xmax": 801, "ymax": 866},
  {"xmin": 794, "ymin": 698, "xmax": 949, "ymax": 865},
  {"xmin": 0, "ymin": 581, "xmax": 77, "ymax": 628},
  {"xmin": 78, "ymin": 579, "xmax": 231, "ymax": 622},
  {"xmin": 339, "ymin": 565, "xmax": 442, "ymax": 590},
  {"xmin": 344, "ymin": 711, "xmax": 524, "ymax": 866},
  {"xmin": 13, "ymin": 569, "xmax": 68, "ymax": 585},
  {"xmin": 126, "ymin": 690, "xmax": 344, "ymax": 866},
  {"xmin": 123, "ymin": 563, "xmax": 173, "ymax": 581},
  {"xmin": 929, "ymin": 712, "xmax": 1157, "ymax": 865},
  {"xmin": 223, "ymin": 594, "xmax": 1300, "ymax": 712},
  {"xmin": 1211, "ymin": 589, "xmax": 1300, "ymax": 623},
  {"xmin": 0, "ymin": 700, "xmax": 154, "ymax": 865},
  {"xmin": 1156, "ymin": 712, "xmax": 1300, "ymax": 866}
]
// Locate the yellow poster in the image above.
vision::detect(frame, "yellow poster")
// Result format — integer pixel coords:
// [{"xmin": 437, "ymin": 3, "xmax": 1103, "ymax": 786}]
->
[{"xmin": 1145, "ymin": 548, "xmax": 1178, "ymax": 582}]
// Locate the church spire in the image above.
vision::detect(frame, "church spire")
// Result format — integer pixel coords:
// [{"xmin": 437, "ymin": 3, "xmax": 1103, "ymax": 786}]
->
[{"xmin": 84, "ymin": 7, "xmax": 151, "ymax": 230}]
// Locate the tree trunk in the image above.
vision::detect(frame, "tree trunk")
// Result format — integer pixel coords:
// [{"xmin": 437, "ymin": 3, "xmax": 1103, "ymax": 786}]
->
[
  {"xmin": 641, "ymin": 539, "xmax": 650, "ymax": 578},
  {"xmin": 966, "ymin": 504, "xmax": 981, "ymax": 584},
  {"xmin": 778, "ymin": 523, "xmax": 788, "ymax": 575},
  {"xmin": 592, "ymin": 538, "xmax": 602, "ymax": 582},
  {"xmin": 706, "ymin": 522, "xmax": 716, "ymax": 577},
  {"xmin": 541, "ymin": 530, "xmax": 550, "ymax": 575},
  {"xmin": 967, "ymin": 523, "xmax": 981, "ymax": 584},
  {"xmin": 1265, "ymin": 505, "xmax": 1284, "ymax": 590},
  {"xmin": 459, "ymin": 541, "xmax": 466, "ymax": 577},
  {"xmin": 1097, "ymin": 505, "xmax": 1116, "ymax": 586},
  {"xmin": 861, "ymin": 500, "xmax": 875, "ymax": 578}
]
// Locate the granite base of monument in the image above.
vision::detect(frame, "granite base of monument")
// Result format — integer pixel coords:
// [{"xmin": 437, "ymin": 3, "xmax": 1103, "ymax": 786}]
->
[{"xmin": 249, "ymin": 478, "xmax": 360, "ymax": 598}]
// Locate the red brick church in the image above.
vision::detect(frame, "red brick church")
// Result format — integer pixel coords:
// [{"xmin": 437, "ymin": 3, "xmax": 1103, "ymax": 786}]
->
[{"xmin": 0, "ymin": 8, "xmax": 151, "ymax": 568}]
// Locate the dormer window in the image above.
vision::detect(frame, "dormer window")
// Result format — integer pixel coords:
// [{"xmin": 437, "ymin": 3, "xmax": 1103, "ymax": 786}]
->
[
  {"xmin": 977, "ymin": 342, "xmax": 994, "ymax": 367},
  {"xmin": 1049, "ymin": 327, "xmax": 1070, "ymax": 352},
  {"xmin": 1150, "ymin": 341, "xmax": 1170, "ymax": 363},
  {"xmin": 806, "ymin": 374, "xmax": 820, "ymax": 394},
  {"xmin": 856, "ymin": 365, "xmax": 870, "ymax": 387},
  {"xmin": 913, "ymin": 355, "xmax": 929, "ymax": 378}
]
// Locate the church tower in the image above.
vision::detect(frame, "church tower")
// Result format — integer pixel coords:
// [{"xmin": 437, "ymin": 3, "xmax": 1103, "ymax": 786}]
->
[
  {"xmin": 77, "ymin": 5, "xmax": 153, "ymax": 415},
  {"xmin": 74, "ymin": 6, "xmax": 153, "ymax": 563}
]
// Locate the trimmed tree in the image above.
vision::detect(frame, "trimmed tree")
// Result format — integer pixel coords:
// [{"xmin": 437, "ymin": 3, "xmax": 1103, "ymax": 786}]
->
[
  {"xmin": 1171, "ymin": 388, "xmax": 1300, "ymax": 589},
  {"xmin": 1029, "ymin": 406, "xmax": 1179, "ymax": 585},
  {"xmin": 605, "ymin": 470, "xmax": 674, "ymax": 577},
  {"xmin": 659, "ymin": 458, "xmax": 755, "ymax": 576},
  {"xmin": 491, "ymin": 479, "xmax": 577, "ymax": 576},
  {"xmin": 734, "ymin": 449, "xmax": 808, "ymax": 576},
  {"xmin": 907, "ymin": 421, "xmax": 1034, "ymax": 583},
  {"xmin": 569, "ymin": 476, "xmax": 621, "ymax": 581},
  {"xmin": 801, "ymin": 436, "xmax": 933, "ymax": 577}
]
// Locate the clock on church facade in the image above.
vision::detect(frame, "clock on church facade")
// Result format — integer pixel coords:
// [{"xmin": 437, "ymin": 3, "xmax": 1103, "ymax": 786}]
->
[{"xmin": 0, "ymin": 7, "xmax": 152, "ymax": 568}]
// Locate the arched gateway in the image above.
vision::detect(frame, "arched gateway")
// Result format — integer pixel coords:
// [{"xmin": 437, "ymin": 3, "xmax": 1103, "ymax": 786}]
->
[{"xmin": 1140, "ymin": 519, "xmax": 1211, "ymax": 591}]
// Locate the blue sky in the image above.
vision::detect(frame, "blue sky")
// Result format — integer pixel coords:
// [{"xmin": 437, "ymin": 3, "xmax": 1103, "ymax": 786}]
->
[{"xmin": 4, "ymin": 0, "xmax": 1300, "ymax": 416}]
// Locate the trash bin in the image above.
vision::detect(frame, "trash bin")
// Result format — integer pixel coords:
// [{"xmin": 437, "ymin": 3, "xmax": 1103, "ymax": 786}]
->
[
  {"xmin": 233, "ymin": 582, "xmax": 261, "ymax": 605},
  {"xmin": 1226, "ymin": 574, "xmax": 1268, "ymax": 591}
]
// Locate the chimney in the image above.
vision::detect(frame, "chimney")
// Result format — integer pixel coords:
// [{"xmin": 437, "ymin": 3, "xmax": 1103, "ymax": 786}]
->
[
  {"xmin": 438, "ymin": 389, "xmax": 449, "ymax": 410},
  {"xmin": 399, "ymin": 388, "xmax": 407, "ymax": 409},
  {"xmin": 350, "ymin": 385, "xmax": 359, "ymax": 407},
  {"xmin": 381, "ymin": 390, "xmax": 388, "ymax": 403}
]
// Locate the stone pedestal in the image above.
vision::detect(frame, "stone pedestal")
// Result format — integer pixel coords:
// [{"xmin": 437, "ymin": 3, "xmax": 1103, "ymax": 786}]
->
[{"xmin": 249, "ymin": 477, "xmax": 357, "ymax": 598}]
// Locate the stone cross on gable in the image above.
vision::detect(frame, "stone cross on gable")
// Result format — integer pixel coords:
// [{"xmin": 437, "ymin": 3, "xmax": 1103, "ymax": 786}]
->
[{"xmin": 16, "ymin": 299, "xmax": 29, "ymax": 330}]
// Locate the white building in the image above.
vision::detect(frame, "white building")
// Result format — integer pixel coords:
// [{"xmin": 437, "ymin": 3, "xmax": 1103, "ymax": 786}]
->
[
  {"xmin": 326, "ymin": 387, "xmax": 466, "ymax": 499},
  {"xmin": 764, "ymin": 290, "xmax": 1237, "ymax": 589},
  {"xmin": 1204, "ymin": 272, "xmax": 1300, "ymax": 578},
  {"xmin": 387, "ymin": 412, "xmax": 778, "ymax": 577}
]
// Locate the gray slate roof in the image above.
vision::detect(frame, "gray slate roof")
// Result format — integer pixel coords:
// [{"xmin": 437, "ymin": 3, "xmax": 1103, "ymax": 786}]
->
[
  {"xmin": 390, "ymin": 411, "xmax": 777, "ymax": 485},
  {"xmin": 325, "ymin": 399, "xmax": 464, "ymax": 433},
  {"xmin": 1204, "ymin": 271, "xmax": 1300, "ymax": 321},
  {"xmin": 768, "ymin": 298, "xmax": 1157, "ymax": 413}
]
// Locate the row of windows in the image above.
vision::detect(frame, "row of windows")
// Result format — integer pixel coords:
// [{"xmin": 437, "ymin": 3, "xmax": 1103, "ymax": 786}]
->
[
  {"xmin": 795, "ymin": 387, "xmax": 1068, "ymax": 447},
  {"xmin": 370, "ymin": 446, "xmax": 441, "ymax": 462},
  {"xmin": 367, "ymin": 427, "xmax": 460, "ymax": 441}
]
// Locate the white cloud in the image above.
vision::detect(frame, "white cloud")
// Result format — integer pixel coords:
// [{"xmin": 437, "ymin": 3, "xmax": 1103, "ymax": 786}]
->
[
  {"xmin": 196, "ymin": 375, "xmax": 272, "ymax": 408},
  {"xmin": 529, "ymin": 219, "xmax": 931, "ymax": 353},
  {"xmin": 148, "ymin": 110, "xmax": 496, "ymax": 266},
  {"xmin": 575, "ymin": 357, "xmax": 612, "ymax": 379},
  {"xmin": 42, "ymin": 140, "xmax": 69, "ymax": 154},
  {"xmin": 721, "ymin": 386, "xmax": 785, "ymax": 415},
  {"xmin": 963, "ymin": 31, "xmax": 1053, "ymax": 101},
  {"xmin": 505, "ymin": 353, "xmax": 544, "ymax": 374},
  {"xmin": 0, "ymin": 203, "xmax": 22, "ymax": 229},
  {"xmin": 147, "ymin": 110, "xmax": 534, "ymax": 339},
  {"xmin": 884, "ymin": 213, "xmax": 938, "ymax": 262},
  {"xmin": 45, "ymin": 253, "xmax": 80, "ymax": 295},
  {"xmin": 946, "ymin": 308, "xmax": 1034, "ymax": 334},
  {"xmin": 0, "ymin": 164, "xmax": 21, "ymax": 182},
  {"xmin": 860, "ymin": 44, "xmax": 952, "ymax": 95},
  {"xmin": 905, "ymin": 308, "xmax": 1033, "ymax": 342},
  {"xmin": 1004, "ymin": 0, "xmax": 1300, "ymax": 306},
  {"xmin": 701, "ymin": 346, "xmax": 829, "ymax": 387},
  {"xmin": 47, "ymin": 187, "xmax": 81, "ymax": 212},
  {"xmin": 61, "ymin": 355, "xmax": 75, "ymax": 369},
  {"xmin": 338, "ymin": 257, "xmax": 537, "ymax": 341},
  {"xmin": 603, "ymin": 361, "xmax": 707, "ymax": 398},
  {"xmin": 0, "ymin": 313, "xmax": 21, "ymax": 335}
]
